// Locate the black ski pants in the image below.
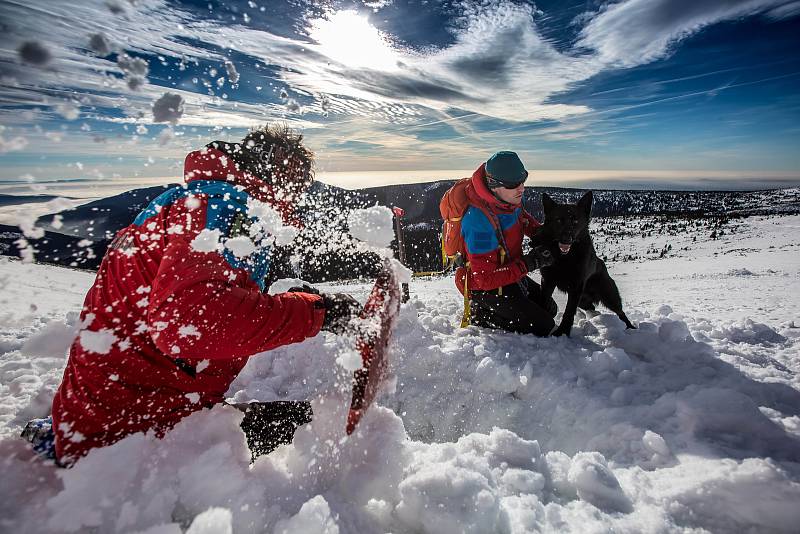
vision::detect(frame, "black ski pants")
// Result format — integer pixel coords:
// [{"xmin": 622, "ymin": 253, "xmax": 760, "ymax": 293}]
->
[{"xmin": 470, "ymin": 276, "xmax": 557, "ymax": 337}]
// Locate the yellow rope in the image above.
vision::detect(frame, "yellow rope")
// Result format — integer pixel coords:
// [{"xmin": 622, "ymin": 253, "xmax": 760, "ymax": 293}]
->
[
  {"xmin": 497, "ymin": 248, "xmax": 505, "ymax": 296},
  {"xmin": 460, "ymin": 261, "xmax": 471, "ymax": 328},
  {"xmin": 440, "ymin": 227, "xmax": 447, "ymax": 269}
]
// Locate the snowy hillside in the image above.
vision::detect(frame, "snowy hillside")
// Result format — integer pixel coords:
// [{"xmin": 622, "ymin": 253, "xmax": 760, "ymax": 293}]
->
[
  {"xmin": 2, "ymin": 185, "xmax": 799, "ymax": 275},
  {"xmin": 1, "ymin": 214, "xmax": 799, "ymax": 533}
]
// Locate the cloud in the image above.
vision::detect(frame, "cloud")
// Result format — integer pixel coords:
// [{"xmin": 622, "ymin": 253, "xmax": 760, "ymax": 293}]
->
[
  {"xmin": 766, "ymin": 0, "xmax": 800, "ymax": 19},
  {"xmin": 0, "ymin": 134, "xmax": 29, "ymax": 153},
  {"xmin": 577, "ymin": 0, "xmax": 797, "ymax": 67},
  {"xmin": 0, "ymin": 0, "xmax": 798, "ymax": 181},
  {"xmin": 0, "ymin": 1, "xmax": 595, "ymax": 126},
  {"xmin": 2, "ymin": 0, "xmax": 793, "ymax": 130}
]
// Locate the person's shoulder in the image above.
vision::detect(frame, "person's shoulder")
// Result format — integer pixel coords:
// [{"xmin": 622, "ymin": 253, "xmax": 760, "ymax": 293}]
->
[
  {"xmin": 462, "ymin": 206, "xmax": 493, "ymax": 230},
  {"xmin": 188, "ymin": 180, "xmax": 249, "ymax": 203}
]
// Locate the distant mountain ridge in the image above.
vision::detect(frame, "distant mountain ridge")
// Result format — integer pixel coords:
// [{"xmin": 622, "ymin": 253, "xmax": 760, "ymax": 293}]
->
[
  {"xmin": 1, "ymin": 181, "xmax": 798, "ymax": 277},
  {"xmin": 0, "ymin": 193, "xmax": 76, "ymax": 208}
]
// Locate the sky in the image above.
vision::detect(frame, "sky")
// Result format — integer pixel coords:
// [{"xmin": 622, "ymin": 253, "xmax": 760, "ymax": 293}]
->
[{"xmin": 0, "ymin": 0, "xmax": 799, "ymax": 194}]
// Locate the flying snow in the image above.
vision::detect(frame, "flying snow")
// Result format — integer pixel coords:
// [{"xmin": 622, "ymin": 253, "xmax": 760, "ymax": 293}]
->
[
  {"xmin": 224, "ymin": 60, "xmax": 240, "ymax": 85},
  {"xmin": 0, "ymin": 133, "xmax": 29, "ymax": 153},
  {"xmin": 152, "ymin": 93, "xmax": 184, "ymax": 124},
  {"xmin": 117, "ymin": 53, "xmax": 149, "ymax": 91},
  {"xmin": 347, "ymin": 205, "xmax": 395, "ymax": 248},
  {"xmin": 225, "ymin": 235, "xmax": 257, "ymax": 258},
  {"xmin": 247, "ymin": 198, "xmax": 298, "ymax": 246},
  {"xmin": 17, "ymin": 41, "xmax": 52, "ymax": 66},
  {"xmin": 88, "ymin": 33, "xmax": 113, "ymax": 57},
  {"xmin": 78, "ymin": 328, "xmax": 118, "ymax": 355},
  {"xmin": 190, "ymin": 228, "xmax": 222, "ymax": 253}
]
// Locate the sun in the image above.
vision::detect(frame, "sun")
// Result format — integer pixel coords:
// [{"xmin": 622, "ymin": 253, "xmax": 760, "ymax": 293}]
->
[{"xmin": 308, "ymin": 10, "xmax": 401, "ymax": 71}]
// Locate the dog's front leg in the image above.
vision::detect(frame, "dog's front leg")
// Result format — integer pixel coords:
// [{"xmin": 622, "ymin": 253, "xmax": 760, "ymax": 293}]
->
[
  {"xmin": 552, "ymin": 285, "xmax": 583, "ymax": 337},
  {"xmin": 539, "ymin": 275, "xmax": 556, "ymax": 302}
]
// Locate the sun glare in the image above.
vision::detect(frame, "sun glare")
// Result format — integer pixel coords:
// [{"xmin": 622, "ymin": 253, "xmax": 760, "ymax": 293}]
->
[{"xmin": 309, "ymin": 10, "xmax": 401, "ymax": 71}]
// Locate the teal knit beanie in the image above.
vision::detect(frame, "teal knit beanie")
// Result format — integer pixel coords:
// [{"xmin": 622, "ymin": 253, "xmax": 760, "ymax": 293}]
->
[{"xmin": 485, "ymin": 151, "xmax": 528, "ymax": 186}]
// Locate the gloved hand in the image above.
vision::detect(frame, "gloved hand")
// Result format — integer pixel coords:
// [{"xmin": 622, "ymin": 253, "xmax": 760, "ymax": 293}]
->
[
  {"xmin": 524, "ymin": 245, "xmax": 555, "ymax": 271},
  {"xmin": 320, "ymin": 293, "xmax": 361, "ymax": 334},
  {"xmin": 286, "ymin": 284, "xmax": 320, "ymax": 295}
]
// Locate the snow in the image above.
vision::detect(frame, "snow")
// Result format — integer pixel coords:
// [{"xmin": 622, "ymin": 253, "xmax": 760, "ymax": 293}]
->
[
  {"xmin": 0, "ymin": 133, "xmax": 29, "ymax": 153},
  {"xmin": 224, "ymin": 235, "xmax": 256, "ymax": 258},
  {"xmin": 274, "ymin": 495, "xmax": 339, "ymax": 534},
  {"xmin": 224, "ymin": 60, "xmax": 240, "ymax": 85},
  {"xmin": 0, "ymin": 214, "xmax": 799, "ymax": 533},
  {"xmin": 17, "ymin": 40, "xmax": 52, "ymax": 66},
  {"xmin": 88, "ymin": 33, "xmax": 112, "ymax": 57},
  {"xmin": 246, "ymin": 198, "xmax": 298, "ymax": 246},
  {"xmin": 118, "ymin": 53, "xmax": 149, "ymax": 91},
  {"xmin": 190, "ymin": 228, "xmax": 222, "ymax": 253},
  {"xmin": 336, "ymin": 349, "xmax": 363, "ymax": 372},
  {"xmin": 78, "ymin": 328, "xmax": 117, "ymax": 354},
  {"xmin": 347, "ymin": 205, "xmax": 395, "ymax": 248},
  {"xmin": 152, "ymin": 92, "xmax": 184, "ymax": 124}
]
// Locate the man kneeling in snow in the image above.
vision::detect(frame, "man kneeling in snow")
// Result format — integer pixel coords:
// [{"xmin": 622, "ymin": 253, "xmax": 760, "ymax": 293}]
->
[{"xmin": 32, "ymin": 125, "xmax": 359, "ymax": 465}]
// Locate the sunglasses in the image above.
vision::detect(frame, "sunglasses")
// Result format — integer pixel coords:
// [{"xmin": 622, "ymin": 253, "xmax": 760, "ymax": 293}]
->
[{"xmin": 486, "ymin": 173, "xmax": 527, "ymax": 190}]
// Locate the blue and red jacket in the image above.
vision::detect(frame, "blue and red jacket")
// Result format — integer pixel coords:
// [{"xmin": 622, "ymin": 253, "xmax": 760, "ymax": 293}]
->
[
  {"xmin": 51, "ymin": 147, "xmax": 324, "ymax": 463},
  {"xmin": 461, "ymin": 164, "xmax": 541, "ymax": 291}
]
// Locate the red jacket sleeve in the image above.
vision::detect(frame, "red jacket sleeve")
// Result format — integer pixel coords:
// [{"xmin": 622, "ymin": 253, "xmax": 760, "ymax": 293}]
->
[
  {"xmin": 521, "ymin": 210, "xmax": 542, "ymax": 239},
  {"xmin": 146, "ymin": 202, "xmax": 324, "ymax": 360},
  {"xmin": 466, "ymin": 251, "xmax": 528, "ymax": 291}
]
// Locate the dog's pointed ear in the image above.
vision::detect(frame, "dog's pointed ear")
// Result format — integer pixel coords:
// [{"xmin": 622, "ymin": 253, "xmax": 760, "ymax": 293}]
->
[
  {"xmin": 542, "ymin": 193, "xmax": 555, "ymax": 215},
  {"xmin": 578, "ymin": 191, "xmax": 593, "ymax": 216}
]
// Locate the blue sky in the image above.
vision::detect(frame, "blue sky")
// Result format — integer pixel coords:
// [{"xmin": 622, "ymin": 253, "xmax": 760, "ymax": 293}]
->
[{"xmin": 0, "ymin": 0, "xmax": 799, "ymax": 192}]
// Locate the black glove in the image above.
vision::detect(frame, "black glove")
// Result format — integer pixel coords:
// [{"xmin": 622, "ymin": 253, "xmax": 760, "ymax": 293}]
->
[
  {"xmin": 524, "ymin": 245, "xmax": 555, "ymax": 271},
  {"xmin": 320, "ymin": 293, "xmax": 361, "ymax": 334},
  {"xmin": 286, "ymin": 284, "xmax": 320, "ymax": 295}
]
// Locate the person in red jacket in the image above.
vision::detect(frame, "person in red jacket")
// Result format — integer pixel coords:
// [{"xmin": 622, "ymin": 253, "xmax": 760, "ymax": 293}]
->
[
  {"xmin": 460, "ymin": 151, "xmax": 557, "ymax": 335},
  {"xmin": 42, "ymin": 124, "xmax": 360, "ymax": 465}
]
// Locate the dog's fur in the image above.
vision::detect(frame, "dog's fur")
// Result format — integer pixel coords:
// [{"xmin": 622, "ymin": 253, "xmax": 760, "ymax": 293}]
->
[{"xmin": 532, "ymin": 191, "xmax": 635, "ymax": 336}]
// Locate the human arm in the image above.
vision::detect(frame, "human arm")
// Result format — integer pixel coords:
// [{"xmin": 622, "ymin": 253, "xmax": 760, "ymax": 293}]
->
[{"xmin": 146, "ymin": 197, "xmax": 325, "ymax": 360}]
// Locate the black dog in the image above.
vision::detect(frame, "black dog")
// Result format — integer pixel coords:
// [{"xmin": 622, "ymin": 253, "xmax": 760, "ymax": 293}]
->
[{"xmin": 532, "ymin": 191, "xmax": 635, "ymax": 337}]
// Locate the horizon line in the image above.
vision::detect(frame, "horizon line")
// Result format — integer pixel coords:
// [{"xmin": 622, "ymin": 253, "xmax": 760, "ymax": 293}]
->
[{"xmin": 1, "ymin": 169, "xmax": 799, "ymax": 196}]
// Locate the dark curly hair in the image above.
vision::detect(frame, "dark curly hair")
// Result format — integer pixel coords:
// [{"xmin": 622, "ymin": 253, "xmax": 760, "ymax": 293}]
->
[
  {"xmin": 241, "ymin": 123, "xmax": 314, "ymax": 176},
  {"xmin": 206, "ymin": 123, "xmax": 314, "ymax": 190}
]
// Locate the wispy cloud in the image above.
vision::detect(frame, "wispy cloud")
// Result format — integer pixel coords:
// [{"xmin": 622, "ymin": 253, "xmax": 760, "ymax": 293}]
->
[
  {"xmin": 0, "ymin": 0, "xmax": 797, "ymax": 184},
  {"xmin": 1, "ymin": 0, "xmax": 796, "ymax": 127},
  {"xmin": 577, "ymin": 0, "xmax": 796, "ymax": 67}
]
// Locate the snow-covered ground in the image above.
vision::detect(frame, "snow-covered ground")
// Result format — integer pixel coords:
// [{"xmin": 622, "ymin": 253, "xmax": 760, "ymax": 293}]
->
[{"xmin": 1, "ymin": 214, "xmax": 799, "ymax": 533}]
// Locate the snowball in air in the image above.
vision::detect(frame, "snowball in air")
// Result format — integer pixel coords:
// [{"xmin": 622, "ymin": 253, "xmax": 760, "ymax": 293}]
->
[
  {"xmin": 152, "ymin": 92, "xmax": 184, "ymax": 124},
  {"xmin": 348, "ymin": 206, "xmax": 394, "ymax": 248}
]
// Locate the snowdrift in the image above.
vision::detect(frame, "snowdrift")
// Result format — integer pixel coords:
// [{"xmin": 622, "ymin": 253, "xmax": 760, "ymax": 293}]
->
[{"xmin": 1, "ymin": 215, "xmax": 800, "ymax": 533}]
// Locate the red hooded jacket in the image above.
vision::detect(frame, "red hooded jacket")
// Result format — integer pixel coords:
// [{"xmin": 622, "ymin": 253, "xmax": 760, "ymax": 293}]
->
[
  {"xmin": 51, "ymin": 147, "xmax": 325, "ymax": 463},
  {"xmin": 460, "ymin": 164, "xmax": 541, "ymax": 291}
]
